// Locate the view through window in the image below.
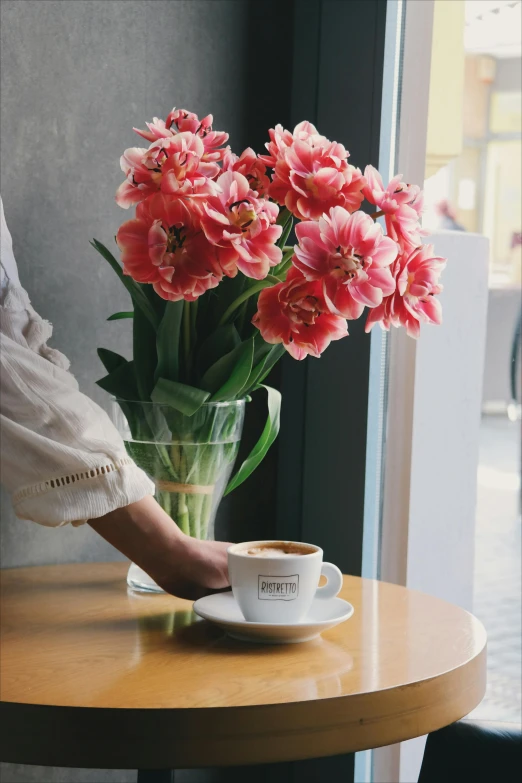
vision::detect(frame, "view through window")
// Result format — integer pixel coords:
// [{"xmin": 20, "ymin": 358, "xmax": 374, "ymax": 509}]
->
[{"xmin": 424, "ymin": 0, "xmax": 521, "ymax": 723}]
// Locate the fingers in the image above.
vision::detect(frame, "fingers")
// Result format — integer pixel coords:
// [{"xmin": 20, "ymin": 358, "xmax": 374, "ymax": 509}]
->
[{"xmin": 206, "ymin": 586, "xmax": 233, "ymax": 596}]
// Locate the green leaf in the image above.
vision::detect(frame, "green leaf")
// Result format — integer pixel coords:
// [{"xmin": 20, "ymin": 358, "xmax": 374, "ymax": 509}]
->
[
  {"xmin": 276, "ymin": 213, "xmax": 294, "ymax": 250},
  {"xmin": 90, "ymin": 239, "xmax": 159, "ymax": 330},
  {"xmin": 97, "ymin": 347, "xmax": 127, "ymax": 375},
  {"xmin": 200, "ymin": 336, "xmax": 254, "ymax": 397},
  {"xmin": 133, "ymin": 305, "xmax": 157, "ymax": 401},
  {"xmin": 217, "ymin": 280, "xmax": 273, "ymax": 327},
  {"xmin": 224, "ymin": 385, "xmax": 282, "ymax": 495},
  {"xmin": 211, "ymin": 338, "xmax": 255, "ymax": 401},
  {"xmin": 201, "ymin": 339, "xmax": 244, "ymax": 393},
  {"xmin": 198, "ymin": 273, "xmax": 247, "ymax": 333},
  {"xmin": 252, "ymin": 334, "xmax": 273, "ymax": 366},
  {"xmin": 139, "ymin": 279, "xmax": 166, "ymax": 321},
  {"xmin": 155, "ymin": 300, "xmax": 184, "ymax": 383},
  {"xmin": 96, "ymin": 357, "xmax": 141, "ymax": 439},
  {"xmin": 107, "ymin": 311, "xmax": 133, "ymax": 321},
  {"xmin": 243, "ymin": 344, "xmax": 285, "ymax": 395},
  {"xmin": 195, "ymin": 324, "xmax": 241, "ymax": 380},
  {"xmin": 96, "ymin": 359, "xmax": 139, "ymax": 401},
  {"xmin": 151, "ymin": 378, "xmax": 210, "ymax": 416},
  {"xmin": 276, "ymin": 207, "xmax": 292, "ymax": 226},
  {"xmin": 273, "ymin": 246, "xmax": 295, "ymax": 278}
]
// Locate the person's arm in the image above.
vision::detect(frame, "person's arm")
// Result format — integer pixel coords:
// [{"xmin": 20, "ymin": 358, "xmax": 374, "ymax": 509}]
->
[
  {"xmin": 0, "ymin": 197, "xmax": 230, "ymax": 599},
  {"xmin": 89, "ymin": 495, "xmax": 229, "ymax": 599},
  {"xmin": 1, "ymin": 197, "xmax": 156, "ymax": 527}
]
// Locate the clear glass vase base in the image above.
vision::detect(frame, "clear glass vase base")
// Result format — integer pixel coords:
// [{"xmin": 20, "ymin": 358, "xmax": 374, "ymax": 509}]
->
[
  {"xmin": 127, "ymin": 563, "xmax": 165, "ymax": 594},
  {"xmin": 111, "ymin": 399, "xmax": 246, "ymax": 592}
]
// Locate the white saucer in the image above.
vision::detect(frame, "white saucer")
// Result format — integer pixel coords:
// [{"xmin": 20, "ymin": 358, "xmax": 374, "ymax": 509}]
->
[{"xmin": 193, "ymin": 592, "xmax": 354, "ymax": 644}]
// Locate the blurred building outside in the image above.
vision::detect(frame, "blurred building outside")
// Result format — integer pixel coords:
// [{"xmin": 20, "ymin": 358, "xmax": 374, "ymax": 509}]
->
[{"xmin": 423, "ymin": 0, "xmax": 521, "ymax": 724}]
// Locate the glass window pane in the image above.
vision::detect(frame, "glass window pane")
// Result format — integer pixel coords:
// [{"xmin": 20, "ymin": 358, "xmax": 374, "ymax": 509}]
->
[
  {"xmin": 484, "ymin": 139, "xmax": 522, "ymax": 286},
  {"xmin": 424, "ymin": 0, "xmax": 521, "ymax": 726},
  {"xmin": 490, "ymin": 90, "xmax": 522, "ymax": 133}
]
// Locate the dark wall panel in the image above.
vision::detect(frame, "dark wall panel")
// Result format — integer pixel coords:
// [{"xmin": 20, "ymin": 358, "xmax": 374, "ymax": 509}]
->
[{"xmin": 278, "ymin": 0, "xmax": 387, "ymax": 578}]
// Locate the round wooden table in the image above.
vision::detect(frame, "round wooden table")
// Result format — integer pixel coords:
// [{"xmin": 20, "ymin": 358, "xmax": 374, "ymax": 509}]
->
[{"xmin": 0, "ymin": 563, "xmax": 486, "ymax": 773}]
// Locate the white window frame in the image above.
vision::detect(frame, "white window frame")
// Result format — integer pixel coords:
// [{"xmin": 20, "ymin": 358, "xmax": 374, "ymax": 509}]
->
[
  {"xmin": 373, "ymin": 1, "xmax": 490, "ymax": 781},
  {"xmin": 372, "ymin": 1, "xmax": 435, "ymax": 779}
]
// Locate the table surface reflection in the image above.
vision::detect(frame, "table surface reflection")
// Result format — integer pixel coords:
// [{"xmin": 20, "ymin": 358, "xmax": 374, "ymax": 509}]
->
[{"xmin": 0, "ymin": 562, "xmax": 487, "ymax": 769}]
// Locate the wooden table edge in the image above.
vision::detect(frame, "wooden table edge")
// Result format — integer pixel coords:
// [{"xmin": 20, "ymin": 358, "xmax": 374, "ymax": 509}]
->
[{"xmin": 0, "ymin": 640, "xmax": 487, "ymax": 769}]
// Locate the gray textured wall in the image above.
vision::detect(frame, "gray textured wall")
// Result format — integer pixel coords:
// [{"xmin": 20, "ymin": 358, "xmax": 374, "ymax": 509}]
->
[
  {"xmin": 0, "ymin": 1, "xmax": 250, "ymax": 781},
  {"xmin": 0, "ymin": 0, "xmax": 248, "ymax": 571}
]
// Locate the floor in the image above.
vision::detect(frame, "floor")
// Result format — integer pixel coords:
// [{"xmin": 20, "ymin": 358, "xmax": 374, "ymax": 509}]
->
[{"xmin": 470, "ymin": 415, "xmax": 521, "ymax": 724}]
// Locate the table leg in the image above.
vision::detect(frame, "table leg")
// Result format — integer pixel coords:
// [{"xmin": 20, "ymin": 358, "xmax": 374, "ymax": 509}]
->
[{"xmin": 137, "ymin": 771, "xmax": 174, "ymax": 783}]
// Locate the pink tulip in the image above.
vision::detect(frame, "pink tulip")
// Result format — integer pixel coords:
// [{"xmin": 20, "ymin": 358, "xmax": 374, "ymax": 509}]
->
[
  {"xmin": 116, "ymin": 193, "xmax": 224, "ymax": 302},
  {"xmin": 134, "ymin": 108, "xmax": 228, "ymax": 162},
  {"xmin": 252, "ymin": 267, "xmax": 348, "ymax": 360},
  {"xmin": 131, "ymin": 116, "xmax": 172, "ymax": 143},
  {"xmin": 259, "ymin": 121, "xmax": 318, "ymax": 168},
  {"xmin": 365, "ymin": 243, "xmax": 446, "ymax": 338},
  {"xmin": 166, "ymin": 109, "xmax": 229, "ymax": 162},
  {"xmin": 223, "ymin": 147, "xmax": 271, "ymax": 197},
  {"xmin": 363, "ymin": 165, "xmax": 426, "ymax": 250},
  {"xmin": 116, "ymin": 132, "xmax": 219, "ymax": 209},
  {"xmin": 160, "ymin": 133, "xmax": 220, "ymax": 196},
  {"xmin": 261, "ymin": 122, "xmax": 365, "ymax": 220},
  {"xmin": 200, "ymin": 171, "xmax": 283, "ymax": 280},
  {"xmin": 271, "ymin": 138, "xmax": 365, "ymax": 221},
  {"xmin": 293, "ymin": 207, "xmax": 397, "ymax": 320}
]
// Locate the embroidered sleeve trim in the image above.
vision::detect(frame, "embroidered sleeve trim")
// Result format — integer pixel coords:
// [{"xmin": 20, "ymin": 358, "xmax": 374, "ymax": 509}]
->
[{"xmin": 12, "ymin": 457, "xmax": 136, "ymax": 505}]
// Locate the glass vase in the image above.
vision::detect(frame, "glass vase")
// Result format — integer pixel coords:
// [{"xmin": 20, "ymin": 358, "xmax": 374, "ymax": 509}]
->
[{"xmin": 111, "ymin": 399, "xmax": 245, "ymax": 592}]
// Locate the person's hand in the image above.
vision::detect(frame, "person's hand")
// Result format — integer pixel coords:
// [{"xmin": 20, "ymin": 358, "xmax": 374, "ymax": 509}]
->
[
  {"xmin": 89, "ymin": 495, "xmax": 232, "ymax": 601},
  {"xmin": 154, "ymin": 535, "xmax": 230, "ymax": 600}
]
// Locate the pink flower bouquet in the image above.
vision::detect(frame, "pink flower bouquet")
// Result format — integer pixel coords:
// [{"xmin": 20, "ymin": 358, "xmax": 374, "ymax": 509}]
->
[{"xmin": 93, "ymin": 109, "xmax": 446, "ymax": 539}]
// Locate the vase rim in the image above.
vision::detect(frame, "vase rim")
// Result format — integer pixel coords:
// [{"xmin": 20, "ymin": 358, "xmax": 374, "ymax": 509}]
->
[{"xmin": 111, "ymin": 397, "xmax": 246, "ymax": 408}]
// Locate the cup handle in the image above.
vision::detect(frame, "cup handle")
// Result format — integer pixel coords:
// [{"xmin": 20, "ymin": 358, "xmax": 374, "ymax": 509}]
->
[{"xmin": 315, "ymin": 562, "xmax": 343, "ymax": 600}]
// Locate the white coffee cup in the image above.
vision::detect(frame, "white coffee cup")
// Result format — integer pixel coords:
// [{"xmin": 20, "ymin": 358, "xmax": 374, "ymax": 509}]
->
[{"xmin": 227, "ymin": 540, "xmax": 343, "ymax": 624}]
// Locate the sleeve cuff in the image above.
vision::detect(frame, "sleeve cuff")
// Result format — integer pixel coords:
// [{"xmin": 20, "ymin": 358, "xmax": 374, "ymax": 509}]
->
[{"xmin": 13, "ymin": 460, "xmax": 156, "ymax": 527}]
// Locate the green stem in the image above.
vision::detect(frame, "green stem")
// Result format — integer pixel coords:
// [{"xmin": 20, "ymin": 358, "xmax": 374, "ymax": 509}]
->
[
  {"xmin": 190, "ymin": 299, "xmax": 198, "ymax": 343},
  {"xmin": 183, "ymin": 300, "xmax": 192, "ymax": 380},
  {"xmin": 201, "ymin": 493, "xmax": 213, "ymax": 540},
  {"xmin": 155, "ymin": 444, "xmax": 177, "ymax": 480},
  {"xmin": 273, "ymin": 248, "xmax": 295, "ymax": 278},
  {"xmin": 159, "ymin": 491, "xmax": 171, "ymax": 517},
  {"xmin": 277, "ymin": 258, "xmax": 294, "ymax": 278},
  {"xmin": 198, "ymin": 444, "xmax": 216, "ymax": 541},
  {"xmin": 276, "ymin": 206, "xmax": 292, "ymax": 226},
  {"xmin": 176, "ymin": 448, "xmax": 191, "ymax": 535},
  {"xmin": 192, "ymin": 493, "xmax": 202, "ymax": 539},
  {"xmin": 218, "ymin": 280, "xmax": 274, "ymax": 326},
  {"xmin": 170, "ymin": 443, "xmax": 181, "ymax": 475},
  {"xmin": 237, "ymin": 300, "xmax": 248, "ymax": 336},
  {"xmin": 177, "ymin": 492, "xmax": 190, "ymax": 535}
]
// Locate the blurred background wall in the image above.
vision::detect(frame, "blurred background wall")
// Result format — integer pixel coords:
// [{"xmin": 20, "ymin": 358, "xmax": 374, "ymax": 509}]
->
[
  {"xmin": 0, "ymin": 1, "xmax": 293, "ymax": 780},
  {"xmin": 423, "ymin": 0, "xmax": 521, "ymax": 409},
  {"xmin": 0, "ymin": 0, "xmax": 292, "ymax": 569}
]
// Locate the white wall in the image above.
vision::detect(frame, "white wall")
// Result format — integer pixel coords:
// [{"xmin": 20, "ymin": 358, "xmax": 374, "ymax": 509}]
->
[
  {"xmin": 400, "ymin": 230, "xmax": 489, "ymax": 782},
  {"xmin": 406, "ymin": 230, "xmax": 490, "ymax": 610},
  {"xmin": 378, "ymin": 229, "xmax": 490, "ymax": 783}
]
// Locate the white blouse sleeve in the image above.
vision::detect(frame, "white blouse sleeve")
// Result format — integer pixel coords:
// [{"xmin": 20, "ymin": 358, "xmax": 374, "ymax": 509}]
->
[{"xmin": 0, "ymin": 198, "xmax": 155, "ymax": 527}]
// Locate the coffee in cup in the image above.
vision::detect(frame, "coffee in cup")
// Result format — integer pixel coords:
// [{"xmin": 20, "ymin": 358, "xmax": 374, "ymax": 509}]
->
[
  {"xmin": 244, "ymin": 542, "xmax": 316, "ymax": 558},
  {"xmin": 227, "ymin": 540, "xmax": 343, "ymax": 624}
]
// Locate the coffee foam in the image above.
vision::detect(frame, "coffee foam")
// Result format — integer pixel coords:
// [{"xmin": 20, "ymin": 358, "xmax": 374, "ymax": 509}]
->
[
  {"xmin": 246, "ymin": 546, "xmax": 296, "ymax": 558},
  {"xmin": 239, "ymin": 541, "xmax": 317, "ymax": 558}
]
